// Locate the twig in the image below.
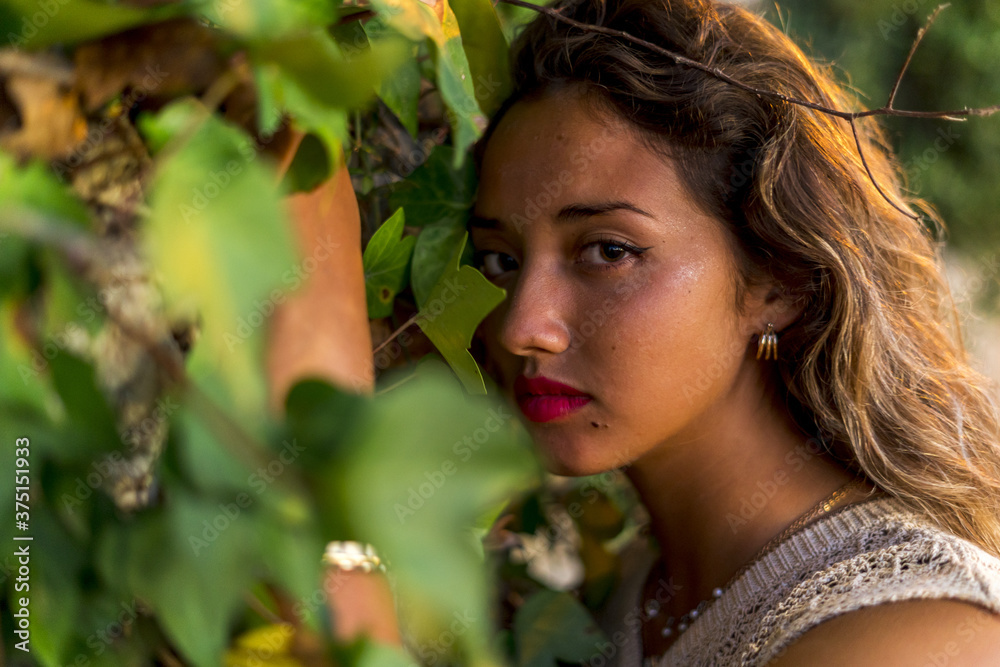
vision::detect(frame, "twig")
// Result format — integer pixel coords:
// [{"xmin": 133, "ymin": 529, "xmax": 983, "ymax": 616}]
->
[
  {"xmin": 497, "ymin": 0, "xmax": 1000, "ymax": 218},
  {"xmin": 850, "ymin": 118, "xmax": 915, "ymax": 220},
  {"xmin": 244, "ymin": 591, "xmax": 286, "ymax": 625},
  {"xmin": 887, "ymin": 3, "xmax": 948, "ymax": 109},
  {"xmin": 373, "ymin": 312, "xmax": 420, "ymax": 355}
]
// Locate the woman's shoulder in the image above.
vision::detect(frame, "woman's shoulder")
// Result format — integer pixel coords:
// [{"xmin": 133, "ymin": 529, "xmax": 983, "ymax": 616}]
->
[
  {"xmin": 765, "ymin": 597, "xmax": 1000, "ymax": 666},
  {"xmin": 746, "ymin": 494, "xmax": 1000, "ymax": 665},
  {"xmin": 658, "ymin": 494, "xmax": 1000, "ymax": 667}
]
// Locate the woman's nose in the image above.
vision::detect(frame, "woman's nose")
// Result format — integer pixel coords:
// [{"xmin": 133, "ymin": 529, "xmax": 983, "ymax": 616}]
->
[{"xmin": 497, "ymin": 261, "xmax": 573, "ymax": 358}]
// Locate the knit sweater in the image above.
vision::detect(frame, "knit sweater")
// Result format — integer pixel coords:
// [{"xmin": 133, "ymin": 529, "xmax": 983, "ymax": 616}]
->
[{"xmin": 596, "ymin": 495, "xmax": 1000, "ymax": 667}]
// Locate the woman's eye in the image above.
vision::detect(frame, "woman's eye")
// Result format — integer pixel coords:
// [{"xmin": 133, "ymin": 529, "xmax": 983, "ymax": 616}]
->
[
  {"xmin": 581, "ymin": 241, "xmax": 640, "ymax": 264},
  {"xmin": 475, "ymin": 251, "xmax": 519, "ymax": 278}
]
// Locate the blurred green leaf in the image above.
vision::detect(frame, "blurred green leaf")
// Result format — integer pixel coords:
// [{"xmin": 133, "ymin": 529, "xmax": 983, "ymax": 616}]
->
[
  {"xmin": 0, "ymin": 154, "xmax": 90, "ymax": 228},
  {"xmin": 329, "ymin": 362, "xmax": 538, "ymax": 666},
  {"xmin": 416, "ymin": 233, "xmax": 505, "ymax": 395},
  {"xmin": 283, "ymin": 133, "xmax": 331, "ymax": 193},
  {"xmin": 0, "ymin": 300, "xmax": 52, "ymax": 413},
  {"xmin": 251, "ymin": 30, "xmax": 410, "ymax": 161},
  {"xmin": 0, "ymin": 0, "xmax": 176, "ymax": 50},
  {"xmin": 48, "ymin": 352, "xmax": 122, "ymax": 459},
  {"xmin": 141, "ymin": 98, "xmax": 295, "ymax": 422},
  {"xmin": 29, "ymin": 506, "xmax": 85, "ymax": 667},
  {"xmin": 196, "ymin": 0, "xmax": 336, "ymax": 39},
  {"xmin": 97, "ymin": 491, "xmax": 258, "ymax": 667},
  {"xmin": 513, "ymin": 590, "xmax": 606, "ymax": 667},
  {"xmin": 363, "ymin": 207, "xmax": 415, "ymax": 319}
]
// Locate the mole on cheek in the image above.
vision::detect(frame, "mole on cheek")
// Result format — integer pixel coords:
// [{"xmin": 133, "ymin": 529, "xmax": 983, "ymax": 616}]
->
[{"xmin": 590, "ymin": 422, "xmax": 609, "ymax": 429}]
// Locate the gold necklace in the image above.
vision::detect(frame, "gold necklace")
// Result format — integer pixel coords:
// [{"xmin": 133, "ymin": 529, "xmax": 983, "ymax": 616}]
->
[{"xmin": 640, "ymin": 477, "xmax": 874, "ymax": 662}]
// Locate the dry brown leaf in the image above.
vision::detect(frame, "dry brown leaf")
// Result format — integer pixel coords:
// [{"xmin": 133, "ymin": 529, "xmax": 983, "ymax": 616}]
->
[{"xmin": 73, "ymin": 18, "xmax": 225, "ymax": 113}]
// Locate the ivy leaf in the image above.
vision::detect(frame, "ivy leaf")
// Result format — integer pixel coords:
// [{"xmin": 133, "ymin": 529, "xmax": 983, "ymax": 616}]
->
[
  {"xmin": 363, "ymin": 208, "xmax": 415, "ymax": 319},
  {"xmin": 369, "ymin": 0, "xmax": 485, "ymax": 162},
  {"xmin": 411, "ymin": 218, "xmax": 468, "ymax": 308},
  {"xmin": 416, "ymin": 232, "xmax": 505, "ymax": 395},
  {"xmin": 513, "ymin": 590, "xmax": 607, "ymax": 667},
  {"xmin": 451, "ymin": 0, "xmax": 513, "ymax": 117},
  {"xmin": 141, "ymin": 99, "xmax": 296, "ymax": 422},
  {"xmin": 388, "ymin": 145, "xmax": 478, "ymax": 228}
]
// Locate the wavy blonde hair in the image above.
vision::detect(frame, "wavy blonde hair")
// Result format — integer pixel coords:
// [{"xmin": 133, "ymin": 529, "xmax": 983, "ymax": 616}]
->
[{"xmin": 481, "ymin": 0, "xmax": 1000, "ymax": 556}]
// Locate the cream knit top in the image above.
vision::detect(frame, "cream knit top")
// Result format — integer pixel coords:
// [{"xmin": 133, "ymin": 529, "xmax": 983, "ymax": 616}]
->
[{"xmin": 596, "ymin": 495, "xmax": 1000, "ymax": 667}]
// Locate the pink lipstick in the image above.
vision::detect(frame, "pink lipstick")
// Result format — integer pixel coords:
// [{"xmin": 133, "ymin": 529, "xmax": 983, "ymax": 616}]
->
[{"xmin": 514, "ymin": 375, "xmax": 592, "ymax": 423}]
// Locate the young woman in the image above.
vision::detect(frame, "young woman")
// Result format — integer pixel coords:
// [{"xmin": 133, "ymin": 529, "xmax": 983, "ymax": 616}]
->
[
  {"xmin": 276, "ymin": 0, "xmax": 1000, "ymax": 664},
  {"xmin": 466, "ymin": 0, "xmax": 1000, "ymax": 664}
]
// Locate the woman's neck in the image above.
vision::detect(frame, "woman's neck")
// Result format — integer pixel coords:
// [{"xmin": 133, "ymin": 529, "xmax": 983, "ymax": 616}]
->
[{"xmin": 623, "ymin": 365, "xmax": 873, "ymax": 618}]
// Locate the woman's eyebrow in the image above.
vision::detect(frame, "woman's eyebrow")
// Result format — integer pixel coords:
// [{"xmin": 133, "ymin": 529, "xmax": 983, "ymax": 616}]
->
[
  {"xmin": 557, "ymin": 200, "xmax": 655, "ymax": 220},
  {"xmin": 467, "ymin": 200, "xmax": 654, "ymax": 231}
]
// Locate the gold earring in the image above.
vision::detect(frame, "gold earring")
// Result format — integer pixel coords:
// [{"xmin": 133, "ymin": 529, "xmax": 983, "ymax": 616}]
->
[{"xmin": 756, "ymin": 322, "xmax": 778, "ymax": 361}]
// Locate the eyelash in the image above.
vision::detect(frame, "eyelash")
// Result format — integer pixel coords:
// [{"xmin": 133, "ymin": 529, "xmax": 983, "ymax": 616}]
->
[{"xmin": 472, "ymin": 237, "xmax": 651, "ymax": 278}]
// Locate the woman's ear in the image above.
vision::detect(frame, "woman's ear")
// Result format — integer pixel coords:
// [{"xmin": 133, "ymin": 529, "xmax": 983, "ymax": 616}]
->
[{"xmin": 743, "ymin": 282, "xmax": 804, "ymax": 338}]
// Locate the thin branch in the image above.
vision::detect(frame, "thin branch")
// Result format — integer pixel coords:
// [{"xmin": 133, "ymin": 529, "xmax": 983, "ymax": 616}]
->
[
  {"xmin": 496, "ymin": 0, "xmax": 1000, "ymax": 218},
  {"xmin": 887, "ymin": 3, "xmax": 948, "ymax": 109},
  {"xmin": 850, "ymin": 118, "xmax": 917, "ymax": 220},
  {"xmin": 499, "ymin": 0, "xmax": 998, "ymax": 123},
  {"xmin": 373, "ymin": 312, "xmax": 420, "ymax": 355}
]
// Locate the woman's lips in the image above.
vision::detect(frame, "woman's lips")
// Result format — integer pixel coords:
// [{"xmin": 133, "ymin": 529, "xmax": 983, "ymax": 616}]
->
[{"xmin": 514, "ymin": 375, "xmax": 592, "ymax": 423}]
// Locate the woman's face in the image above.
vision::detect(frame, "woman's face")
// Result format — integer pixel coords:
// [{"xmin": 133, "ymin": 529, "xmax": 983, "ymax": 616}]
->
[{"xmin": 471, "ymin": 88, "xmax": 765, "ymax": 476}]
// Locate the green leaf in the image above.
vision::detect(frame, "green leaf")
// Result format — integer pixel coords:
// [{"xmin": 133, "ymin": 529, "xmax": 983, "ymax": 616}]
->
[
  {"xmin": 0, "ymin": 300, "xmax": 53, "ymax": 414},
  {"xmin": 0, "ymin": 154, "xmax": 90, "ymax": 228},
  {"xmin": 451, "ymin": 0, "xmax": 513, "ymax": 117},
  {"xmin": 29, "ymin": 507, "xmax": 85, "ymax": 667},
  {"xmin": 0, "ymin": 0, "xmax": 177, "ymax": 50},
  {"xmin": 332, "ymin": 363, "xmax": 538, "ymax": 666},
  {"xmin": 412, "ymin": 217, "xmax": 469, "ymax": 308},
  {"xmin": 388, "ymin": 145, "xmax": 478, "ymax": 228},
  {"xmin": 251, "ymin": 30, "xmax": 410, "ymax": 161},
  {"xmin": 196, "ymin": 0, "xmax": 336, "ymax": 39},
  {"xmin": 48, "ymin": 352, "xmax": 122, "ymax": 459},
  {"xmin": 416, "ymin": 233, "xmax": 505, "ymax": 394},
  {"xmin": 513, "ymin": 590, "xmax": 607, "ymax": 667},
  {"xmin": 282, "ymin": 133, "xmax": 331, "ymax": 193},
  {"xmin": 374, "ymin": 45, "xmax": 422, "ymax": 138},
  {"xmin": 97, "ymin": 491, "xmax": 258, "ymax": 667},
  {"xmin": 369, "ymin": 0, "xmax": 485, "ymax": 161},
  {"xmin": 141, "ymin": 99, "xmax": 296, "ymax": 422},
  {"xmin": 363, "ymin": 208, "xmax": 415, "ymax": 319}
]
